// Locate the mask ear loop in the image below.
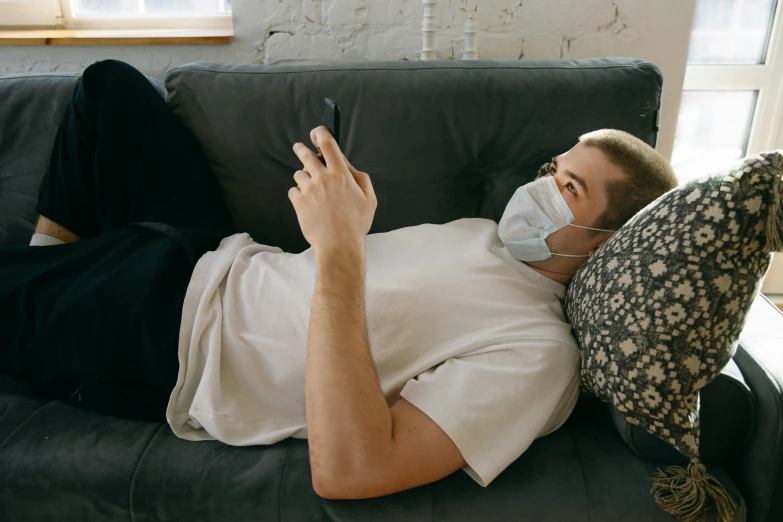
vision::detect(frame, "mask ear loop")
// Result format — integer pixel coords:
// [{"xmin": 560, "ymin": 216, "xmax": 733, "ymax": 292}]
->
[
  {"xmin": 550, "ymin": 252, "xmax": 590, "ymax": 258},
  {"xmin": 567, "ymin": 223, "xmax": 617, "ymax": 233},
  {"xmin": 549, "ymin": 224, "xmax": 617, "ymax": 258}
]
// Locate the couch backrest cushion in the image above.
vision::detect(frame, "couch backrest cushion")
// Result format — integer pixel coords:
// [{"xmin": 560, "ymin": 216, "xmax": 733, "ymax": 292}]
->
[
  {"xmin": 0, "ymin": 60, "xmax": 660, "ymax": 250},
  {"xmin": 0, "ymin": 73, "xmax": 167, "ymax": 246},
  {"xmin": 0, "ymin": 74, "xmax": 81, "ymax": 245},
  {"xmin": 163, "ymin": 58, "xmax": 662, "ymax": 254}
]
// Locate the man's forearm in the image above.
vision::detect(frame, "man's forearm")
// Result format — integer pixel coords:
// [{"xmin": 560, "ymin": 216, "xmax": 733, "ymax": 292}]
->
[{"xmin": 306, "ymin": 242, "xmax": 393, "ymax": 492}]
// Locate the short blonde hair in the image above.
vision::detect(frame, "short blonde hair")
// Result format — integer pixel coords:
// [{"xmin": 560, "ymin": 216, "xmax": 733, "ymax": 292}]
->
[{"xmin": 578, "ymin": 129, "xmax": 679, "ymax": 231}]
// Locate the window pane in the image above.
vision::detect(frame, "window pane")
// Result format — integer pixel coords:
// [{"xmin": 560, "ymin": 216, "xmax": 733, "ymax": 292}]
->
[
  {"xmin": 671, "ymin": 91, "xmax": 757, "ymax": 183},
  {"xmin": 73, "ymin": 0, "xmax": 231, "ymax": 16},
  {"xmin": 688, "ymin": 0, "xmax": 777, "ymax": 64}
]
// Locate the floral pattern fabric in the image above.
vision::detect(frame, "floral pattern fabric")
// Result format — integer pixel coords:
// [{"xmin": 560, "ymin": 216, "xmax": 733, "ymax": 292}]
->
[{"xmin": 564, "ymin": 151, "xmax": 782, "ymax": 459}]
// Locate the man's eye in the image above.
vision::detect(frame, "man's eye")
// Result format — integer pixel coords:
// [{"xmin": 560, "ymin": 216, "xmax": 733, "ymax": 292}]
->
[
  {"xmin": 566, "ymin": 182, "xmax": 577, "ymax": 194},
  {"xmin": 548, "ymin": 165, "xmax": 556, "ymax": 175}
]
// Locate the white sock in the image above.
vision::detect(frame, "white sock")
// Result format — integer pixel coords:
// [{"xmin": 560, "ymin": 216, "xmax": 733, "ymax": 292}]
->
[{"xmin": 30, "ymin": 233, "xmax": 66, "ymax": 246}]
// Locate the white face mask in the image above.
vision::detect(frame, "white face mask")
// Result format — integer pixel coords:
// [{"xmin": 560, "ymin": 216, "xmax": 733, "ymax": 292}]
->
[{"xmin": 498, "ymin": 175, "xmax": 616, "ymax": 262}]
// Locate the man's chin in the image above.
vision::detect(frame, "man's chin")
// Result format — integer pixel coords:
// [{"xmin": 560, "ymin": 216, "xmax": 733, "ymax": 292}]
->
[
  {"xmin": 521, "ymin": 258, "xmax": 552, "ymax": 270},
  {"xmin": 523, "ymin": 257, "xmax": 585, "ymax": 280}
]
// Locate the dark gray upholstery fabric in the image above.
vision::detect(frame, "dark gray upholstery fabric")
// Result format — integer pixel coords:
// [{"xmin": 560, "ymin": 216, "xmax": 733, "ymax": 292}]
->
[
  {"xmin": 0, "ymin": 73, "xmax": 80, "ymax": 245},
  {"xmin": 163, "ymin": 59, "xmax": 661, "ymax": 255},
  {"xmin": 730, "ymin": 295, "xmax": 783, "ymax": 522},
  {"xmin": 0, "ymin": 73, "xmax": 166, "ymax": 246},
  {"xmin": 1, "ymin": 58, "xmax": 774, "ymax": 522},
  {"xmin": 0, "ymin": 372, "xmax": 747, "ymax": 522}
]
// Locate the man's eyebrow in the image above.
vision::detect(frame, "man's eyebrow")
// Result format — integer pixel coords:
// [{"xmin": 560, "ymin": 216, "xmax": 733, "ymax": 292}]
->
[{"xmin": 552, "ymin": 156, "xmax": 589, "ymax": 197}]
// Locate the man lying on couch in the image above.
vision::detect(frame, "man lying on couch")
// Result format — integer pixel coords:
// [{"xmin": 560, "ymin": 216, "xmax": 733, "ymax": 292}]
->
[{"xmin": 0, "ymin": 59, "xmax": 678, "ymax": 500}]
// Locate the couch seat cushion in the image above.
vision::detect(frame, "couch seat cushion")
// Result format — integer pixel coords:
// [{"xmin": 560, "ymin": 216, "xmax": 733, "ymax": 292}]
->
[{"xmin": 0, "ymin": 373, "xmax": 745, "ymax": 521}]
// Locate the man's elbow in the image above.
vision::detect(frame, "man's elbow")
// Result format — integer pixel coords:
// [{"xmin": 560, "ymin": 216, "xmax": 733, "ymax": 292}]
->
[
  {"xmin": 310, "ymin": 453, "xmax": 359, "ymax": 500},
  {"xmin": 312, "ymin": 469, "xmax": 364, "ymax": 500},
  {"xmin": 310, "ymin": 448, "xmax": 351, "ymax": 498},
  {"xmin": 312, "ymin": 469, "xmax": 341, "ymax": 499},
  {"xmin": 312, "ymin": 470, "xmax": 366, "ymax": 500},
  {"xmin": 310, "ymin": 446, "xmax": 386, "ymax": 499},
  {"xmin": 311, "ymin": 468, "xmax": 384, "ymax": 500}
]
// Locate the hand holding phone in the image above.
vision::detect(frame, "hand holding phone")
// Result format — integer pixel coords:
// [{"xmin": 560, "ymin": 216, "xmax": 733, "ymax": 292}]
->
[{"xmin": 291, "ymin": 104, "xmax": 377, "ymax": 252}]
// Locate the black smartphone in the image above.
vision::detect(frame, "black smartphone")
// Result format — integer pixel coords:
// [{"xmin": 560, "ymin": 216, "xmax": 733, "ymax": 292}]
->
[{"xmin": 321, "ymin": 97, "xmax": 340, "ymax": 147}]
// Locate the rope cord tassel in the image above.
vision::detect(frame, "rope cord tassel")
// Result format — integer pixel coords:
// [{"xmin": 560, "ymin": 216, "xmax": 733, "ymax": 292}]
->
[{"xmin": 650, "ymin": 459, "xmax": 737, "ymax": 522}]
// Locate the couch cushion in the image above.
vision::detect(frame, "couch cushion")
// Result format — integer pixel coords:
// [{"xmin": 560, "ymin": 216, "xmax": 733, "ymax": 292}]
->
[
  {"xmin": 0, "ymin": 375, "xmax": 163, "ymax": 521},
  {"xmin": 163, "ymin": 59, "xmax": 663, "ymax": 255},
  {"xmin": 565, "ymin": 152, "xmax": 781, "ymax": 463},
  {"xmin": 0, "ymin": 373, "xmax": 746, "ymax": 521},
  {"xmin": 0, "ymin": 74, "xmax": 80, "ymax": 246},
  {"xmin": 0, "ymin": 72, "xmax": 166, "ymax": 246}
]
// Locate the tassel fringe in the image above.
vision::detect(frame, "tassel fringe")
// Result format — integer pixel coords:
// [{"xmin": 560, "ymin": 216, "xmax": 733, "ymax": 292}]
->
[
  {"xmin": 767, "ymin": 170, "xmax": 783, "ymax": 252},
  {"xmin": 650, "ymin": 459, "xmax": 736, "ymax": 522}
]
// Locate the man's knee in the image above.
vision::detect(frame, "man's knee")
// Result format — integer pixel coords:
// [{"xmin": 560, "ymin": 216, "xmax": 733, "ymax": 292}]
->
[
  {"xmin": 80, "ymin": 59, "xmax": 150, "ymax": 102},
  {"xmin": 83, "ymin": 59, "xmax": 141, "ymax": 80},
  {"xmin": 85, "ymin": 59, "xmax": 139, "ymax": 81}
]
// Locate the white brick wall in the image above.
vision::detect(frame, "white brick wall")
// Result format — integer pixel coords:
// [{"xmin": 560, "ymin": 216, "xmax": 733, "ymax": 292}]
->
[
  {"xmin": 0, "ymin": 0, "xmax": 696, "ymax": 159},
  {"xmin": 250, "ymin": 0, "xmax": 635, "ymax": 63}
]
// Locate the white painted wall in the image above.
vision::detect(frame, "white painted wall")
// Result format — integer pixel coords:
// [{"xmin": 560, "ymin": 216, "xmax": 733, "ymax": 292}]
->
[{"xmin": 0, "ymin": 0, "xmax": 696, "ymax": 159}]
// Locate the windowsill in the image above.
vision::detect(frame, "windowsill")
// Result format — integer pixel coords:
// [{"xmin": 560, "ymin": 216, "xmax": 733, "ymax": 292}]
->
[
  {"xmin": 765, "ymin": 294, "xmax": 783, "ymax": 312},
  {"xmin": 0, "ymin": 28, "xmax": 232, "ymax": 45}
]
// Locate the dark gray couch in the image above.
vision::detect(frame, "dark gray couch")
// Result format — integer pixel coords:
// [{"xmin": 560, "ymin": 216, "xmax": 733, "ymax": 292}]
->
[{"xmin": 1, "ymin": 58, "xmax": 781, "ymax": 522}]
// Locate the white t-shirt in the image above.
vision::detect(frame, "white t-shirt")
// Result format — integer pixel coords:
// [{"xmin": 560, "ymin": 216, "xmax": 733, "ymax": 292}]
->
[{"xmin": 167, "ymin": 217, "xmax": 580, "ymax": 487}]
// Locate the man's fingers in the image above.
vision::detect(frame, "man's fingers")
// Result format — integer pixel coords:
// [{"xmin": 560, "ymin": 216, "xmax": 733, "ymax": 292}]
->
[
  {"xmin": 293, "ymin": 169, "xmax": 312, "ymax": 191},
  {"xmin": 293, "ymin": 142, "xmax": 326, "ymax": 177},
  {"xmin": 288, "ymin": 185, "xmax": 302, "ymax": 204},
  {"xmin": 310, "ymin": 128, "xmax": 325, "ymax": 162},
  {"xmin": 352, "ymin": 169, "xmax": 377, "ymax": 203},
  {"xmin": 344, "ymin": 158, "xmax": 369, "ymax": 195},
  {"xmin": 344, "ymin": 157, "xmax": 362, "ymax": 176},
  {"xmin": 312, "ymin": 126, "xmax": 348, "ymax": 175}
]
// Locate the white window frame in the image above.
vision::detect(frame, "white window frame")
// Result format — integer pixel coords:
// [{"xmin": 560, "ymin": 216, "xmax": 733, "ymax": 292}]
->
[
  {"xmin": 682, "ymin": 0, "xmax": 783, "ymax": 154},
  {"xmin": 60, "ymin": 0, "xmax": 232, "ymax": 31},
  {"xmin": 0, "ymin": 0, "xmax": 231, "ymax": 30},
  {"xmin": 0, "ymin": 0, "xmax": 62, "ymax": 27},
  {"xmin": 680, "ymin": 1, "xmax": 783, "ymax": 297}
]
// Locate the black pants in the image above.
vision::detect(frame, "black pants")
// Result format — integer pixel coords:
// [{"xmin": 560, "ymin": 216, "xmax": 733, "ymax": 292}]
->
[{"xmin": 0, "ymin": 60, "xmax": 237, "ymax": 423}]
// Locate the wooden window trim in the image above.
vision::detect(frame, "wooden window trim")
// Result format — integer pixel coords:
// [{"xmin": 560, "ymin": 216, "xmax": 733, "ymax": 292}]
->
[{"xmin": 0, "ymin": 28, "xmax": 232, "ymax": 45}]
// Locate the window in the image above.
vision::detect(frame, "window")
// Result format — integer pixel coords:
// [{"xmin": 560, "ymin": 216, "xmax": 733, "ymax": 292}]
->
[
  {"xmin": 687, "ymin": 0, "xmax": 776, "ymax": 64},
  {"xmin": 671, "ymin": 90, "xmax": 758, "ymax": 181},
  {"xmin": 672, "ymin": 0, "xmax": 783, "ymax": 184},
  {"xmin": 671, "ymin": 0, "xmax": 783, "ymax": 299},
  {"xmin": 74, "ymin": 0, "xmax": 232, "ymax": 15},
  {"xmin": 0, "ymin": 0, "xmax": 232, "ymax": 30}
]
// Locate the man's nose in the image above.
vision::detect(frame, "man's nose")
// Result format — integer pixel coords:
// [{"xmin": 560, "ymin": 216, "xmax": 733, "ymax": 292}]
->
[{"xmin": 550, "ymin": 173, "xmax": 564, "ymax": 193}]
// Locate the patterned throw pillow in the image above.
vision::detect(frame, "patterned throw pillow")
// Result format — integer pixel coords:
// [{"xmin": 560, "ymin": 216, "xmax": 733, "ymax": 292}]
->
[{"xmin": 564, "ymin": 151, "xmax": 782, "ymax": 522}]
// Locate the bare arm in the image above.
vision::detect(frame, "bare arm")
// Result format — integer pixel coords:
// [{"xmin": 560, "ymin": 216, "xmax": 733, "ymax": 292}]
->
[
  {"xmin": 291, "ymin": 127, "xmax": 465, "ymax": 499},
  {"xmin": 306, "ymin": 242, "xmax": 395, "ymax": 496}
]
